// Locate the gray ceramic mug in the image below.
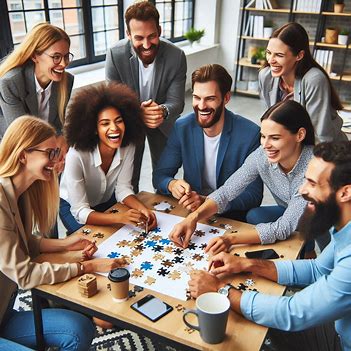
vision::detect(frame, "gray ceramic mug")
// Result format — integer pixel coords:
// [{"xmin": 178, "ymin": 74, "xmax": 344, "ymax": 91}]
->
[{"xmin": 183, "ymin": 292, "xmax": 230, "ymax": 344}]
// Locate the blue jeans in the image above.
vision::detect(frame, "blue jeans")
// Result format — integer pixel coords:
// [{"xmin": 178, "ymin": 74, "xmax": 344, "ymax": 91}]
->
[
  {"xmin": 59, "ymin": 194, "xmax": 117, "ymax": 235},
  {"xmin": 246, "ymin": 205, "xmax": 315, "ymax": 252},
  {"xmin": 0, "ymin": 309, "xmax": 95, "ymax": 351}
]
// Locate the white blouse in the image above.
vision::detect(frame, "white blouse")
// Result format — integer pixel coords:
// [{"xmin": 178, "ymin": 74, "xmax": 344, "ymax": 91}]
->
[{"xmin": 60, "ymin": 144, "xmax": 135, "ymax": 224}]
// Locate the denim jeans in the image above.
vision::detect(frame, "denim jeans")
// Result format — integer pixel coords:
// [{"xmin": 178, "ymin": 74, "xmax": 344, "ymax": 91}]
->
[
  {"xmin": 246, "ymin": 205, "xmax": 315, "ymax": 252},
  {"xmin": 0, "ymin": 308, "xmax": 95, "ymax": 351},
  {"xmin": 59, "ymin": 194, "xmax": 117, "ymax": 235}
]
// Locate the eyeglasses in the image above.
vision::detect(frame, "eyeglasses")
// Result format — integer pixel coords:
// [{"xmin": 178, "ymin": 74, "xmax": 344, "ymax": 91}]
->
[
  {"xmin": 43, "ymin": 52, "xmax": 74, "ymax": 65},
  {"xmin": 26, "ymin": 147, "xmax": 61, "ymax": 161}
]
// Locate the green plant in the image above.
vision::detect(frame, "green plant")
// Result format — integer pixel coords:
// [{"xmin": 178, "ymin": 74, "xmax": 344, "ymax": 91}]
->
[
  {"xmin": 184, "ymin": 28, "xmax": 205, "ymax": 44},
  {"xmin": 340, "ymin": 29, "xmax": 349, "ymax": 35},
  {"xmin": 256, "ymin": 47, "xmax": 266, "ymax": 61}
]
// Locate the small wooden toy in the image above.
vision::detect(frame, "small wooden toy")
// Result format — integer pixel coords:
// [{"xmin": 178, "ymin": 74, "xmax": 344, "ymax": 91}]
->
[{"xmin": 77, "ymin": 274, "xmax": 97, "ymax": 298}]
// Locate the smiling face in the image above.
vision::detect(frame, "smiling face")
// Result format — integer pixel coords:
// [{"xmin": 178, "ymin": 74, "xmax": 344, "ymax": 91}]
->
[
  {"xmin": 32, "ymin": 39, "xmax": 70, "ymax": 88},
  {"xmin": 127, "ymin": 19, "xmax": 160, "ymax": 65},
  {"xmin": 266, "ymin": 38, "xmax": 304, "ymax": 80},
  {"xmin": 97, "ymin": 107, "xmax": 125, "ymax": 153},
  {"xmin": 298, "ymin": 157, "xmax": 340, "ymax": 239},
  {"xmin": 24, "ymin": 136, "xmax": 58, "ymax": 182},
  {"xmin": 260, "ymin": 119, "xmax": 305, "ymax": 172},
  {"xmin": 192, "ymin": 81, "xmax": 230, "ymax": 134}
]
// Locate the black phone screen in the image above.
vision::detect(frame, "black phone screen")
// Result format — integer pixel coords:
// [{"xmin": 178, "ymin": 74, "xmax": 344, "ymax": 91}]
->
[
  {"xmin": 131, "ymin": 294, "xmax": 173, "ymax": 322},
  {"xmin": 245, "ymin": 248, "xmax": 280, "ymax": 259}
]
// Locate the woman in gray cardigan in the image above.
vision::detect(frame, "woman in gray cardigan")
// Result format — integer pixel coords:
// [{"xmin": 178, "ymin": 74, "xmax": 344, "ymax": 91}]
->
[{"xmin": 259, "ymin": 22, "xmax": 347, "ymax": 143}]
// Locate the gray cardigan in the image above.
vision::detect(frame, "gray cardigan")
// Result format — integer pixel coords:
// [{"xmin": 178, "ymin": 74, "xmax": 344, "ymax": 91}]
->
[
  {"xmin": 0, "ymin": 62, "xmax": 74, "ymax": 137},
  {"xmin": 259, "ymin": 66, "xmax": 346, "ymax": 143}
]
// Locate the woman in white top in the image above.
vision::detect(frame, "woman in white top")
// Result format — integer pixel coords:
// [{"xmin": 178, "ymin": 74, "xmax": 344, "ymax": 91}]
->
[{"xmin": 60, "ymin": 82, "xmax": 156, "ymax": 234}]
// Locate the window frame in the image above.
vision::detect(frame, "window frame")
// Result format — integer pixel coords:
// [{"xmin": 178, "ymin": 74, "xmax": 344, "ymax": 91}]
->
[{"xmin": 0, "ymin": 0, "xmax": 195, "ymax": 67}]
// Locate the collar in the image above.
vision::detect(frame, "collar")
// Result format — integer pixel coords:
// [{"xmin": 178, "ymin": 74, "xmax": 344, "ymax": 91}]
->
[
  {"xmin": 92, "ymin": 146, "xmax": 122, "ymax": 170},
  {"xmin": 330, "ymin": 221, "xmax": 351, "ymax": 251},
  {"xmin": 34, "ymin": 74, "xmax": 53, "ymax": 95}
]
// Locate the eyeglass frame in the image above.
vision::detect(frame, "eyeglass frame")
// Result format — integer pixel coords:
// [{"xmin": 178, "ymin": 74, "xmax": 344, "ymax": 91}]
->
[
  {"xmin": 42, "ymin": 52, "xmax": 74, "ymax": 65},
  {"xmin": 26, "ymin": 147, "xmax": 61, "ymax": 161}
]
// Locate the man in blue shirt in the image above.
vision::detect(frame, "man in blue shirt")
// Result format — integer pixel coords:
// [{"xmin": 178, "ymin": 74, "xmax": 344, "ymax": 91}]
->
[
  {"xmin": 189, "ymin": 141, "xmax": 351, "ymax": 351},
  {"xmin": 153, "ymin": 64, "xmax": 263, "ymax": 221}
]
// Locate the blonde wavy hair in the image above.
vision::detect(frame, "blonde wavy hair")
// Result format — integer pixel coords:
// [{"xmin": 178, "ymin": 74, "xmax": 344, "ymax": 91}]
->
[
  {"xmin": 0, "ymin": 116, "xmax": 59, "ymax": 234},
  {"xmin": 0, "ymin": 23, "xmax": 71, "ymax": 125}
]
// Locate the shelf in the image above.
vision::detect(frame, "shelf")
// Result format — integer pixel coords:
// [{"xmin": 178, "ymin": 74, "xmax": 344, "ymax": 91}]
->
[
  {"xmin": 238, "ymin": 57, "xmax": 261, "ymax": 68},
  {"xmin": 322, "ymin": 11, "xmax": 351, "ymax": 17},
  {"xmin": 241, "ymin": 7, "xmax": 290, "ymax": 13},
  {"xmin": 241, "ymin": 35, "xmax": 269, "ymax": 41},
  {"xmin": 315, "ymin": 42, "xmax": 350, "ymax": 49},
  {"xmin": 342, "ymin": 104, "xmax": 351, "ymax": 111},
  {"xmin": 235, "ymin": 89, "xmax": 260, "ymax": 97},
  {"xmin": 292, "ymin": 11, "xmax": 321, "ymax": 15}
]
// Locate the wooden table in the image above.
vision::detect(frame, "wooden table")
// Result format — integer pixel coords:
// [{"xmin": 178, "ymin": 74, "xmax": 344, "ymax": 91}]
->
[{"xmin": 32, "ymin": 192, "xmax": 304, "ymax": 351}]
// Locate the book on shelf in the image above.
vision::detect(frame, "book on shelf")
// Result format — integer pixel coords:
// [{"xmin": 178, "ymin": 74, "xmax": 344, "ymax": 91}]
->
[
  {"xmin": 314, "ymin": 49, "xmax": 333, "ymax": 74},
  {"xmin": 293, "ymin": 0, "xmax": 321, "ymax": 12},
  {"xmin": 245, "ymin": 0, "xmax": 278, "ymax": 10},
  {"xmin": 244, "ymin": 15, "xmax": 264, "ymax": 38}
]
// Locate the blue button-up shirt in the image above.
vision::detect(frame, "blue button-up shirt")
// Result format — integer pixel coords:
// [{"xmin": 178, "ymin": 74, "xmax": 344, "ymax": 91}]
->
[{"xmin": 241, "ymin": 221, "xmax": 351, "ymax": 350}]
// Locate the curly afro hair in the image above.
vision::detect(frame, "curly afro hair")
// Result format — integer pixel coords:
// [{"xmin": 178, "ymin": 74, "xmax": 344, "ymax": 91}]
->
[{"xmin": 64, "ymin": 82, "xmax": 144, "ymax": 152}]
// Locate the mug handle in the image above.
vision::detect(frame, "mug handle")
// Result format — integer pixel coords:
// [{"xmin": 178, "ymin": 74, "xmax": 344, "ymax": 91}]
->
[{"xmin": 183, "ymin": 309, "xmax": 200, "ymax": 331}]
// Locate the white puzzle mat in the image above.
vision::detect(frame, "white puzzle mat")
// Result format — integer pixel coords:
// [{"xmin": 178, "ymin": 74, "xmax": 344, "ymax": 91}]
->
[{"xmin": 95, "ymin": 211, "xmax": 225, "ymax": 300}]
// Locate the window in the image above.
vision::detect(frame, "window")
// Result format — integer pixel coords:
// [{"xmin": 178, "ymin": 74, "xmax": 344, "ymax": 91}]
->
[
  {"xmin": 1, "ymin": 0, "xmax": 194, "ymax": 66},
  {"xmin": 154, "ymin": 0, "xmax": 194, "ymax": 42}
]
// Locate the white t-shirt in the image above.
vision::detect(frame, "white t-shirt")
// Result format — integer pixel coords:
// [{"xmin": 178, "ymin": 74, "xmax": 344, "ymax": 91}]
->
[
  {"xmin": 60, "ymin": 144, "xmax": 135, "ymax": 224},
  {"xmin": 34, "ymin": 75, "xmax": 52, "ymax": 121},
  {"xmin": 202, "ymin": 132, "xmax": 221, "ymax": 195},
  {"xmin": 138, "ymin": 58, "xmax": 155, "ymax": 102}
]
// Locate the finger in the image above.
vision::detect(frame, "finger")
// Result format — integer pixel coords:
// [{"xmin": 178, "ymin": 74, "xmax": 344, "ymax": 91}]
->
[
  {"xmin": 178, "ymin": 194, "xmax": 190, "ymax": 206},
  {"xmin": 141, "ymin": 99, "xmax": 153, "ymax": 107}
]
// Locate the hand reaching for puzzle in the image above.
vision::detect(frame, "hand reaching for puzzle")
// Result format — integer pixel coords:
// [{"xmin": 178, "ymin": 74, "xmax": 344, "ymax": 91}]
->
[
  {"xmin": 168, "ymin": 179, "xmax": 191, "ymax": 199},
  {"xmin": 178, "ymin": 191, "xmax": 205, "ymax": 212},
  {"xmin": 82, "ymin": 257, "xmax": 130, "ymax": 274},
  {"xmin": 169, "ymin": 215, "xmax": 197, "ymax": 248},
  {"xmin": 64, "ymin": 234, "xmax": 97, "ymax": 259},
  {"xmin": 117, "ymin": 209, "xmax": 149, "ymax": 226},
  {"xmin": 188, "ymin": 270, "xmax": 220, "ymax": 298},
  {"xmin": 205, "ymin": 235, "xmax": 233, "ymax": 255}
]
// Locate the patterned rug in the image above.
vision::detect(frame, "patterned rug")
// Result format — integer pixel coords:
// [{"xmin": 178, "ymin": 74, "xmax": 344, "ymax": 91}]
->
[{"xmin": 16, "ymin": 289, "xmax": 157, "ymax": 351}]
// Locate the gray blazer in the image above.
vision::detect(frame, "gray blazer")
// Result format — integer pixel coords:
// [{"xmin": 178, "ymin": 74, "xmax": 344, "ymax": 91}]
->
[
  {"xmin": 259, "ymin": 66, "xmax": 346, "ymax": 143},
  {"xmin": 0, "ymin": 62, "xmax": 74, "ymax": 137},
  {"xmin": 105, "ymin": 38, "xmax": 186, "ymax": 137}
]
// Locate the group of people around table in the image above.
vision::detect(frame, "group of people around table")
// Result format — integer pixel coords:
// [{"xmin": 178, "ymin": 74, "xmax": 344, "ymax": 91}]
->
[{"xmin": 0, "ymin": 2, "xmax": 350, "ymax": 351}]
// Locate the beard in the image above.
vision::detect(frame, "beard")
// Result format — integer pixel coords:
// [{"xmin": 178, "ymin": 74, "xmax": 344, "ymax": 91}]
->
[
  {"xmin": 298, "ymin": 193, "xmax": 341, "ymax": 242},
  {"xmin": 195, "ymin": 100, "xmax": 224, "ymax": 129},
  {"xmin": 133, "ymin": 43, "xmax": 159, "ymax": 65}
]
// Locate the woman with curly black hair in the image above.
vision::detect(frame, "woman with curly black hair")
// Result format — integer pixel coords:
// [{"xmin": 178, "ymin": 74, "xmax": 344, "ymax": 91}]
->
[{"xmin": 59, "ymin": 82, "xmax": 157, "ymax": 234}]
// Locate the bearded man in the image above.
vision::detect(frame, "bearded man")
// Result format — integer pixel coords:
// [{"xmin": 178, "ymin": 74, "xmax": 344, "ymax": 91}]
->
[
  {"xmin": 188, "ymin": 141, "xmax": 351, "ymax": 351},
  {"xmin": 105, "ymin": 1, "xmax": 186, "ymax": 193},
  {"xmin": 153, "ymin": 64, "xmax": 263, "ymax": 220}
]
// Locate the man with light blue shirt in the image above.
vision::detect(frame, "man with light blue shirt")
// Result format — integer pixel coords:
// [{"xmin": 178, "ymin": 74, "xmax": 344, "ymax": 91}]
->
[{"xmin": 188, "ymin": 141, "xmax": 351, "ymax": 351}]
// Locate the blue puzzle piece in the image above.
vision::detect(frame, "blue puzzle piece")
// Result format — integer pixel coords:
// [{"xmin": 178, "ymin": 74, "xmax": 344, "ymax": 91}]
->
[
  {"xmin": 151, "ymin": 227, "xmax": 161, "ymax": 233},
  {"xmin": 145, "ymin": 240, "xmax": 157, "ymax": 248},
  {"xmin": 107, "ymin": 251, "xmax": 120, "ymax": 258},
  {"xmin": 160, "ymin": 238, "xmax": 171, "ymax": 245},
  {"xmin": 140, "ymin": 261, "xmax": 154, "ymax": 270}
]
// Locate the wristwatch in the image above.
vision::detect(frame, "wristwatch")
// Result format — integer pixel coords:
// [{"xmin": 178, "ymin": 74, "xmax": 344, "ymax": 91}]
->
[
  {"xmin": 160, "ymin": 104, "xmax": 169, "ymax": 120},
  {"xmin": 218, "ymin": 283, "xmax": 235, "ymax": 297}
]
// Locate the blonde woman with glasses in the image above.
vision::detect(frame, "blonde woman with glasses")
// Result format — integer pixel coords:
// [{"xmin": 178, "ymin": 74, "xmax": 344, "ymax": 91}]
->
[
  {"xmin": 0, "ymin": 116, "xmax": 127, "ymax": 350},
  {"xmin": 0, "ymin": 22, "xmax": 74, "ymax": 173}
]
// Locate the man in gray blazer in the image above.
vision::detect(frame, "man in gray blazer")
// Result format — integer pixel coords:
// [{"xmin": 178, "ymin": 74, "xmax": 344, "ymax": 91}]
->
[{"xmin": 105, "ymin": 1, "xmax": 187, "ymax": 193}]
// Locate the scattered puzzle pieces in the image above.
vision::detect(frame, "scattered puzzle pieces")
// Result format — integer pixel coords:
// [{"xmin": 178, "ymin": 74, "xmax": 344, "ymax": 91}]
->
[
  {"xmin": 82, "ymin": 228, "xmax": 91, "ymax": 235},
  {"xmin": 107, "ymin": 251, "xmax": 120, "ymax": 258},
  {"xmin": 153, "ymin": 253, "xmax": 165, "ymax": 261},
  {"xmin": 93, "ymin": 232, "xmax": 104, "ymax": 239},
  {"xmin": 116, "ymin": 240, "xmax": 129, "ymax": 248},
  {"xmin": 131, "ymin": 268, "xmax": 144, "ymax": 278},
  {"xmin": 144, "ymin": 276, "xmax": 156, "ymax": 285},
  {"xmin": 140, "ymin": 261, "xmax": 153, "ymax": 270},
  {"xmin": 169, "ymin": 270, "xmax": 181, "ymax": 280}
]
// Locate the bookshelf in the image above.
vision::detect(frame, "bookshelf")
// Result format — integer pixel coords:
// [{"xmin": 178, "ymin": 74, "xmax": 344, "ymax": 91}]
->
[{"xmin": 234, "ymin": 0, "xmax": 351, "ymax": 109}]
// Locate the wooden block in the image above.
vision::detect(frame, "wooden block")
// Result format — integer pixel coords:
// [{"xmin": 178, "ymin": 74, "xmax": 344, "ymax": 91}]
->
[{"xmin": 77, "ymin": 274, "xmax": 97, "ymax": 297}]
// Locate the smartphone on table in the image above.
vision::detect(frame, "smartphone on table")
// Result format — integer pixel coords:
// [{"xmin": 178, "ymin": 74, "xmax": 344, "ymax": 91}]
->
[
  {"xmin": 245, "ymin": 248, "xmax": 279, "ymax": 259},
  {"xmin": 131, "ymin": 294, "xmax": 173, "ymax": 322}
]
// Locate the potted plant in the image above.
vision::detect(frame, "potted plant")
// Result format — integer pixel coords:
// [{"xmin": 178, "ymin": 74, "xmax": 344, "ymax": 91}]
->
[
  {"xmin": 338, "ymin": 29, "xmax": 349, "ymax": 45},
  {"xmin": 325, "ymin": 27, "xmax": 339, "ymax": 44},
  {"xmin": 334, "ymin": 0, "xmax": 345, "ymax": 13},
  {"xmin": 184, "ymin": 28, "xmax": 205, "ymax": 47},
  {"xmin": 263, "ymin": 19, "xmax": 274, "ymax": 39},
  {"xmin": 257, "ymin": 47, "xmax": 267, "ymax": 66}
]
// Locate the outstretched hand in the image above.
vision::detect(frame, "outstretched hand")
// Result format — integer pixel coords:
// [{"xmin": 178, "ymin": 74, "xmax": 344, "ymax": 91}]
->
[{"xmin": 169, "ymin": 215, "xmax": 197, "ymax": 248}]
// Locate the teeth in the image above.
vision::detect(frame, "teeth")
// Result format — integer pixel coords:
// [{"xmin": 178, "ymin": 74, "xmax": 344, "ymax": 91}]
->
[
  {"xmin": 199, "ymin": 111, "xmax": 211, "ymax": 115},
  {"xmin": 53, "ymin": 69, "xmax": 64, "ymax": 73},
  {"xmin": 108, "ymin": 134, "xmax": 120, "ymax": 139}
]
